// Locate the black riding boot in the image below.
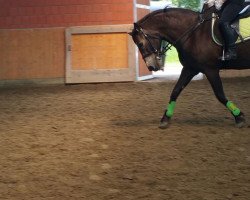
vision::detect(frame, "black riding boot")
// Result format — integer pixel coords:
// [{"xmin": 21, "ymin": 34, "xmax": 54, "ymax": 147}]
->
[{"xmin": 219, "ymin": 22, "xmax": 237, "ymax": 61}]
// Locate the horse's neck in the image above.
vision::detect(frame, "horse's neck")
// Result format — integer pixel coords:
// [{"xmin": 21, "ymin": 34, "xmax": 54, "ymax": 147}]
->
[{"xmin": 145, "ymin": 10, "xmax": 199, "ymax": 46}]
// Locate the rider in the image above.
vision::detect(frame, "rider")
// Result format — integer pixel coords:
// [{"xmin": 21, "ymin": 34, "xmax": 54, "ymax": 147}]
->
[{"xmin": 207, "ymin": 0, "xmax": 245, "ymax": 60}]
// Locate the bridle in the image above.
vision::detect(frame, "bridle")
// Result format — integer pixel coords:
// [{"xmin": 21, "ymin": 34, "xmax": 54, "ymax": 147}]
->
[
  {"xmin": 133, "ymin": 6, "xmax": 217, "ymax": 62},
  {"xmin": 133, "ymin": 25, "xmax": 171, "ymax": 60}
]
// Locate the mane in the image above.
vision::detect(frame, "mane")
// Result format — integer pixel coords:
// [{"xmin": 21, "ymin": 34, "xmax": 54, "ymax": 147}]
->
[{"xmin": 137, "ymin": 7, "xmax": 198, "ymax": 25}]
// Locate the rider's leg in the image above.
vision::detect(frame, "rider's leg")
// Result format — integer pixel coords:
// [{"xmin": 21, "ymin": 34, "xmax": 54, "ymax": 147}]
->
[
  {"xmin": 218, "ymin": 1, "xmax": 245, "ymax": 60},
  {"xmin": 219, "ymin": 22, "xmax": 237, "ymax": 60}
]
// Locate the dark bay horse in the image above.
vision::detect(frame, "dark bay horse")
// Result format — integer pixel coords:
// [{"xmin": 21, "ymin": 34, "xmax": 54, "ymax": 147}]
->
[{"xmin": 130, "ymin": 3, "xmax": 250, "ymax": 128}]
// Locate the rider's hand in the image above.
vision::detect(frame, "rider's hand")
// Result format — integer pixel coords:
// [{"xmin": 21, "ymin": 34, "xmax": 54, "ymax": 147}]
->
[
  {"xmin": 214, "ymin": 0, "xmax": 225, "ymax": 10},
  {"xmin": 205, "ymin": 0, "xmax": 225, "ymax": 10},
  {"xmin": 205, "ymin": 0, "xmax": 216, "ymax": 8}
]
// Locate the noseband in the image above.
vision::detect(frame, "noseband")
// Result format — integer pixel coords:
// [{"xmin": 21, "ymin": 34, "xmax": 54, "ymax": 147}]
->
[{"xmin": 133, "ymin": 24, "xmax": 172, "ymax": 59}]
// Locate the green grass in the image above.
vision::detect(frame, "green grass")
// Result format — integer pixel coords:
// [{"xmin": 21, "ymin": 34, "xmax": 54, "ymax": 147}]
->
[{"xmin": 165, "ymin": 47, "xmax": 179, "ymax": 63}]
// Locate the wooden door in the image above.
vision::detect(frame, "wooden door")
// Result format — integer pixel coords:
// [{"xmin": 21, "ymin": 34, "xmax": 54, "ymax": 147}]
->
[{"xmin": 65, "ymin": 25, "xmax": 136, "ymax": 83}]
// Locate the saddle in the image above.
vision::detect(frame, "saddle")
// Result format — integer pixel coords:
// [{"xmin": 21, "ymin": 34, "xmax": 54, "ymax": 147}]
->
[{"xmin": 212, "ymin": 4, "xmax": 250, "ymax": 46}]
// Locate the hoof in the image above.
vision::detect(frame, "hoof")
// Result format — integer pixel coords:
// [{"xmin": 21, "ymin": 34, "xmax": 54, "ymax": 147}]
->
[
  {"xmin": 159, "ymin": 111, "xmax": 171, "ymax": 129},
  {"xmin": 234, "ymin": 112, "xmax": 246, "ymax": 128},
  {"xmin": 159, "ymin": 121, "xmax": 169, "ymax": 129}
]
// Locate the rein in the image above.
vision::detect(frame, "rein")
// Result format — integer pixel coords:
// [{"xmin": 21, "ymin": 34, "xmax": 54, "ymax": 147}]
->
[{"xmin": 168, "ymin": 6, "xmax": 218, "ymax": 49}]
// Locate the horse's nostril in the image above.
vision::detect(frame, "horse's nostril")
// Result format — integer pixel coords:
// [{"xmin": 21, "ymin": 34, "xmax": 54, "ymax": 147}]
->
[
  {"xmin": 148, "ymin": 66, "xmax": 159, "ymax": 71},
  {"xmin": 148, "ymin": 66, "xmax": 155, "ymax": 71}
]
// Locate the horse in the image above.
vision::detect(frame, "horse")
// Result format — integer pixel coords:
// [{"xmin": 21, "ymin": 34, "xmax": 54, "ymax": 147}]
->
[{"xmin": 130, "ymin": 2, "xmax": 250, "ymax": 128}]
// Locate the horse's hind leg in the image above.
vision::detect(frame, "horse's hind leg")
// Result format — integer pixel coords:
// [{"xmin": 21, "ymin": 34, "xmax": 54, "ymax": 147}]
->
[
  {"xmin": 205, "ymin": 69, "xmax": 246, "ymax": 128},
  {"xmin": 159, "ymin": 67, "xmax": 198, "ymax": 129}
]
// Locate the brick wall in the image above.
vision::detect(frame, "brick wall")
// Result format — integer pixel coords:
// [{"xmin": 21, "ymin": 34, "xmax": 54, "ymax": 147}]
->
[
  {"xmin": 137, "ymin": 0, "xmax": 150, "ymax": 5},
  {"xmin": 0, "ymin": 0, "xmax": 134, "ymax": 29},
  {"xmin": 135, "ymin": 0, "xmax": 151, "ymax": 78},
  {"xmin": 0, "ymin": 0, "xmax": 136, "ymax": 82}
]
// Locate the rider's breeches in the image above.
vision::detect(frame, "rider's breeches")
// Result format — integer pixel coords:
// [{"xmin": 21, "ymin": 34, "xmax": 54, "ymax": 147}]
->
[
  {"xmin": 218, "ymin": 1, "xmax": 244, "ymax": 48},
  {"xmin": 219, "ymin": 0, "xmax": 244, "ymax": 24}
]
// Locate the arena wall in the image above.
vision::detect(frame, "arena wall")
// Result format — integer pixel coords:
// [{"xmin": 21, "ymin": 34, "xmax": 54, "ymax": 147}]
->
[
  {"xmin": 0, "ymin": 0, "xmax": 135, "ymax": 83},
  {"xmin": 1, "ymin": 0, "xmax": 248, "ymax": 84}
]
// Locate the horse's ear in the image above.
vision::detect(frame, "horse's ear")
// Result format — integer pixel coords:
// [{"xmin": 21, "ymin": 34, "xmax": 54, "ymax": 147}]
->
[
  {"xmin": 134, "ymin": 23, "xmax": 139, "ymax": 28},
  {"xmin": 128, "ymin": 25, "xmax": 135, "ymax": 36},
  {"xmin": 133, "ymin": 23, "xmax": 141, "ymax": 32}
]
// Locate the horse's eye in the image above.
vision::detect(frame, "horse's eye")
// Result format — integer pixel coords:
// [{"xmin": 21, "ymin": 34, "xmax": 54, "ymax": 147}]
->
[{"xmin": 138, "ymin": 43, "xmax": 143, "ymax": 48}]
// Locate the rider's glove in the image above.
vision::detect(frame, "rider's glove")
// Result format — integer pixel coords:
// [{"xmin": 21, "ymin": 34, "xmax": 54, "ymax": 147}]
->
[
  {"xmin": 205, "ymin": 0, "xmax": 225, "ymax": 10},
  {"xmin": 214, "ymin": 0, "xmax": 225, "ymax": 10},
  {"xmin": 206, "ymin": 0, "xmax": 216, "ymax": 8}
]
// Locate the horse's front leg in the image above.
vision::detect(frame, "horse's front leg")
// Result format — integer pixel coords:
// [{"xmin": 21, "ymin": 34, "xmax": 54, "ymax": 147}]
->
[
  {"xmin": 159, "ymin": 67, "xmax": 198, "ymax": 129},
  {"xmin": 205, "ymin": 69, "xmax": 246, "ymax": 128}
]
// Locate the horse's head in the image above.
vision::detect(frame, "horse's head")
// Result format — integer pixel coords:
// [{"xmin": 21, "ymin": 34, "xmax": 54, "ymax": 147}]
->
[{"xmin": 129, "ymin": 23, "xmax": 165, "ymax": 72}]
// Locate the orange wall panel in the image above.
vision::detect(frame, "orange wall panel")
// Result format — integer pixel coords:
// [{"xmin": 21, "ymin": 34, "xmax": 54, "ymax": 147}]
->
[
  {"xmin": 72, "ymin": 33, "xmax": 128, "ymax": 70},
  {"xmin": 139, "ymin": 55, "xmax": 151, "ymax": 77},
  {"xmin": 0, "ymin": 1, "xmax": 135, "ymax": 81},
  {"xmin": 0, "ymin": 28, "xmax": 65, "ymax": 80},
  {"xmin": 136, "ymin": 7, "xmax": 151, "ymax": 77}
]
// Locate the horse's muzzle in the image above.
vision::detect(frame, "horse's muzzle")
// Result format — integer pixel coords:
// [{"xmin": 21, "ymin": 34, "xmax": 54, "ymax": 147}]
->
[{"xmin": 148, "ymin": 66, "xmax": 160, "ymax": 72}]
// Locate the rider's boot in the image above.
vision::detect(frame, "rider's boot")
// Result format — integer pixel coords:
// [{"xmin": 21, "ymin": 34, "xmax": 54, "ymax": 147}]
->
[
  {"xmin": 223, "ymin": 44, "xmax": 237, "ymax": 61},
  {"xmin": 219, "ymin": 22, "xmax": 237, "ymax": 61}
]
